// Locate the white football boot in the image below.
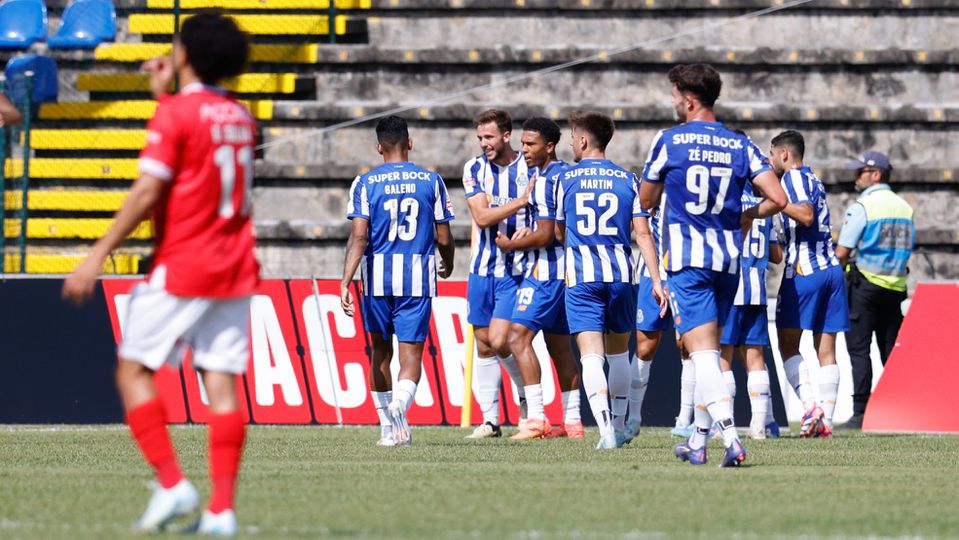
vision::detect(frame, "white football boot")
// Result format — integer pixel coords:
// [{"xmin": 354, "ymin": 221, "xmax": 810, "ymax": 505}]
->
[
  {"xmin": 195, "ymin": 509, "xmax": 238, "ymax": 537},
  {"xmin": 132, "ymin": 478, "xmax": 199, "ymax": 532}
]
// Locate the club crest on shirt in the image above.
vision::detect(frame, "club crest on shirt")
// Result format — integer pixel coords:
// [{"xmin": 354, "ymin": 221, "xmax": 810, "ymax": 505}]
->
[{"xmin": 516, "ymin": 172, "xmax": 530, "ymax": 188}]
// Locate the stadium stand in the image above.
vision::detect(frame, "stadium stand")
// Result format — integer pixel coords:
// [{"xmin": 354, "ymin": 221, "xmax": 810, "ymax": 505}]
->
[
  {"xmin": 48, "ymin": 0, "xmax": 117, "ymax": 49},
  {"xmin": 0, "ymin": 0, "xmax": 48, "ymax": 50},
  {"xmin": 0, "ymin": 0, "xmax": 954, "ymax": 283}
]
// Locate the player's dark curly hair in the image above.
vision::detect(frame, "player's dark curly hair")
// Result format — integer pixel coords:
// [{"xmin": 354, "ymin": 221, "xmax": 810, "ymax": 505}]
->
[
  {"xmin": 522, "ymin": 117, "xmax": 561, "ymax": 145},
  {"xmin": 668, "ymin": 63, "xmax": 722, "ymax": 107},
  {"xmin": 771, "ymin": 130, "xmax": 806, "ymax": 159},
  {"xmin": 376, "ymin": 115, "xmax": 410, "ymax": 149},
  {"xmin": 568, "ymin": 110, "xmax": 614, "ymax": 151},
  {"xmin": 473, "ymin": 109, "xmax": 513, "ymax": 134},
  {"xmin": 179, "ymin": 11, "xmax": 249, "ymax": 85}
]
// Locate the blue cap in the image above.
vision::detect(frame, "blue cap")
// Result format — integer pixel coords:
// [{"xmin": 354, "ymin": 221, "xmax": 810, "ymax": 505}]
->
[{"xmin": 845, "ymin": 150, "xmax": 892, "ymax": 171}]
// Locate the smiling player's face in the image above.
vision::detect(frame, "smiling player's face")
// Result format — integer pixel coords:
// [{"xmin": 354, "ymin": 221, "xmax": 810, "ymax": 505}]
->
[
  {"xmin": 521, "ymin": 131, "xmax": 550, "ymax": 169},
  {"xmin": 475, "ymin": 122, "xmax": 509, "ymax": 162}
]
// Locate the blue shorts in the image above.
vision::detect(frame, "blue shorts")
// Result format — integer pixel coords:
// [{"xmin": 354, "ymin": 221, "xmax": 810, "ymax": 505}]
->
[
  {"xmin": 721, "ymin": 304, "xmax": 770, "ymax": 346},
  {"xmin": 635, "ymin": 275, "xmax": 671, "ymax": 332},
  {"xmin": 776, "ymin": 265, "xmax": 850, "ymax": 333},
  {"xmin": 363, "ymin": 295, "xmax": 432, "ymax": 342},
  {"xmin": 566, "ymin": 281, "xmax": 637, "ymax": 334},
  {"xmin": 666, "ymin": 267, "xmax": 739, "ymax": 335},
  {"xmin": 512, "ymin": 278, "xmax": 569, "ymax": 335},
  {"xmin": 467, "ymin": 273, "xmax": 523, "ymax": 327}
]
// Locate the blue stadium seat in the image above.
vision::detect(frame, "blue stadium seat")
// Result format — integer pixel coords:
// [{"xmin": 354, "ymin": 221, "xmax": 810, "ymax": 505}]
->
[
  {"xmin": 48, "ymin": 0, "xmax": 116, "ymax": 50},
  {"xmin": 0, "ymin": 0, "xmax": 48, "ymax": 50},
  {"xmin": 4, "ymin": 54, "xmax": 58, "ymax": 106}
]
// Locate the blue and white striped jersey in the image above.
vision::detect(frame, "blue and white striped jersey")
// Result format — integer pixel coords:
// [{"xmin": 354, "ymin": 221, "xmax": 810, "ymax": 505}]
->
[
  {"xmin": 556, "ymin": 158, "xmax": 646, "ymax": 286},
  {"xmin": 735, "ymin": 186, "xmax": 777, "ymax": 306},
  {"xmin": 526, "ymin": 160, "xmax": 567, "ymax": 282},
  {"xmin": 780, "ymin": 166, "xmax": 840, "ymax": 278},
  {"xmin": 462, "ymin": 153, "xmax": 531, "ymax": 277},
  {"xmin": 637, "ymin": 192, "xmax": 668, "ymax": 282},
  {"xmin": 642, "ymin": 121, "xmax": 772, "ymax": 275},
  {"xmin": 347, "ymin": 161, "xmax": 454, "ymax": 297}
]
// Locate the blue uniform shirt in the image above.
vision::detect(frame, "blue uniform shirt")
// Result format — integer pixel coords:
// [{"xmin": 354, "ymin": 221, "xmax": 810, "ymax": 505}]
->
[
  {"xmin": 780, "ymin": 165, "xmax": 840, "ymax": 278},
  {"xmin": 736, "ymin": 185, "xmax": 776, "ymax": 306},
  {"xmin": 347, "ymin": 162, "xmax": 454, "ymax": 297},
  {"xmin": 526, "ymin": 160, "xmax": 567, "ymax": 282},
  {"xmin": 556, "ymin": 158, "xmax": 646, "ymax": 286}
]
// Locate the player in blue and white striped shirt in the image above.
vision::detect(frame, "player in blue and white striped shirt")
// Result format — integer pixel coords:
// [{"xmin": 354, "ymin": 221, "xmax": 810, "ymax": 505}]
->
[
  {"xmin": 341, "ymin": 116, "xmax": 455, "ymax": 446},
  {"xmin": 494, "ymin": 117, "xmax": 582, "ymax": 440},
  {"xmin": 641, "ymin": 64, "xmax": 787, "ymax": 467},
  {"xmin": 462, "ymin": 109, "xmax": 535, "ymax": 439},
  {"xmin": 719, "ymin": 183, "xmax": 783, "ymax": 439},
  {"xmin": 556, "ymin": 111, "xmax": 665, "ymax": 449},
  {"xmin": 769, "ymin": 130, "xmax": 850, "ymax": 438}
]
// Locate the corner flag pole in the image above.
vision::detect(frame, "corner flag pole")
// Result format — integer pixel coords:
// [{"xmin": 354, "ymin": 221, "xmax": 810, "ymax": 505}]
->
[
  {"xmin": 312, "ymin": 274, "xmax": 344, "ymax": 426},
  {"xmin": 460, "ymin": 218, "xmax": 480, "ymax": 427}
]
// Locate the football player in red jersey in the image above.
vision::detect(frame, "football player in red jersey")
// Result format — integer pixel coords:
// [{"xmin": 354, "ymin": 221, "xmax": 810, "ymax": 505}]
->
[{"xmin": 63, "ymin": 12, "xmax": 256, "ymax": 536}]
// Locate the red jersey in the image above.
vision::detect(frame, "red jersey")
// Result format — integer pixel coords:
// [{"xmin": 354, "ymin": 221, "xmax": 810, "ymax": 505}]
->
[{"xmin": 138, "ymin": 83, "xmax": 260, "ymax": 298}]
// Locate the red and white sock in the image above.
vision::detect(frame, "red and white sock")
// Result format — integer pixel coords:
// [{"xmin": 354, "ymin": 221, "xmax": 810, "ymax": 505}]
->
[
  {"xmin": 126, "ymin": 397, "xmax": 184, "ymax": 489},
  {"xmin": 207, "ymin": 411, "xmax": 246, "ymax": 514}
]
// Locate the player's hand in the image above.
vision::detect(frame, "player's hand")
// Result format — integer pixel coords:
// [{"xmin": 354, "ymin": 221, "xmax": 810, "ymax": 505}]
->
[
  {"xmin": 437, "ymin": 258, "xmax": 453, "ymax": 279},
  {"xmin": 511, "ymin": 227, "xmax": 532, "ymax": 241},
  {"xmin": 518, "ymin": 178, "xmax": 535, "ymax": 205},
  {"xmin": 62, "ymin": 256, "xmax": 102, "ymax": 305},
  {"xmin": 141, "ymin": 56, "xmax": 175, "ymax": 100},
  {"xmin": 495, "ymin": 231, "xmax": 513, "ymax": 251},
  {"xmin": 340, "ymin": 282, "xmax": 355, "ymax": 317},
  {"xmin": 740, "ymin": 212, "xmax": 755, "ymax": 239},
  {"xmin": 652, "ymin": 282, "xmax": 668, "ymax": 318}
]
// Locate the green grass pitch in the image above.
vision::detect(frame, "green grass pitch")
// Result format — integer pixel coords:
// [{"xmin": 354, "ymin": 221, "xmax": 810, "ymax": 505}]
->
[{"xmin": 1, "ymin": 425, "xmax": 957, "ymax": 539}]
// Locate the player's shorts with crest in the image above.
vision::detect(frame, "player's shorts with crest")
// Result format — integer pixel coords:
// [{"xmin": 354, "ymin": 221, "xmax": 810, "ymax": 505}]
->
[
  {"xmin": 511, "ymin": 278, "xmax": 569, "ymax": 335},
  {"xmin": 776, "ymin": 265, "xmax": 850, "ymax": 333},
  {"xmin": 666, "ymin": 267, "xmax": 739, "ymax": 335},
  {"xmin": 362, "ymin": 295, "xmax": 432, "ymax": 342},
  {"xmin": 565, "ymin": 281, "xmax": 637, "ymax": 334},
  {"xmin": 721, "ymin": 304, "xmax": 770, "ymax": 346},
  {"xmin": 635, "ymin": 275, "xmax": 671, "ymax": 332},
  {"xmin": 118, "ymin": 266, "xmax": 251, "ymax": 374},
  {"xmin": 467, "ymin": 273, "xmax": 523, "ymax": 326}
]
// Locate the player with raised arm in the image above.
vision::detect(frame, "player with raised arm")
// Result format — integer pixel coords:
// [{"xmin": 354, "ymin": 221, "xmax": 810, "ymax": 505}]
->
[
  {"xmin": 719, "ymin": 183, "xmax": 784, "ymax": 439},
  {"xmin": 495, "ymin": 117, "xmax": 582, "ymax": 440},
  {"xmin": 640, "ymin": 64, "xmax": 787, "ymax": 467},
  {"xmin": 62, "ymin": 13, "xmax": 257, "ymax": 535},
  {"xmin": 556, "ymin": 111, "xmax": 665, "ymax": 449},
  {"xmin": 462, "ymin": 109, "xmax": 535, "ymax": 438},
  {"xmin": 769, "ymin": 130, "xmax": 849, "ymax": 438},
  {"xmin": 341, "ymin": 116, "xmax": 455, "ymax": 447}
]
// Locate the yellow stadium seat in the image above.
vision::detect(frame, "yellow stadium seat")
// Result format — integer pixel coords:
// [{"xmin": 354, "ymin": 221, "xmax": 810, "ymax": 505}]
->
[
  {"xmin": 27, "ymin": 130, "xmax": 147, "ymax": 150},
  {"xmin": 95, "ymin": 43, "xmax": 319, "ymax": 64},
  {"xmin": 128, "ymin": 13, "xmax": 349, "ymax": 35},
  {"xmin": 146, "ymin": 0, "xmax": 370, "ymax": 8},
  {"xmin": 77, "ymin": 73, "xmax": 299, "ymax": 94},
  {"xmin": 39, "ymin": 99, "xmax": 273, "ymax": 120},
  {"xmin": 3, "ymin": 253, "xmax": 142, "ymax": 274},
  {"xmin": 4, "ymin": 191, "xmax": 128, "ymax": 212},
  {"xmin": 5, "ymin": 219, "xmax": 152, "ymax": 240},
  {"xmin": 5, "ymin": 158, "xmax": 139, "ymax": 179}
]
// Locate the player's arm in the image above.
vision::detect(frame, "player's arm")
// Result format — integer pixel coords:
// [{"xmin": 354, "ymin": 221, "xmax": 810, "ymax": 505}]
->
[
  {"xmin": 0, "ymin": 93, "xmax": 22, "ymax": 127},
  {"xmin": 769, "ymin": 240, "xmax": 784, "ymax": 264},
  {"xmin": 340, "ymin": 217, "xmax": 369, "ymax": 317},
  {"xmin": 466, "ymin": 180, "xmax": 534, "ymax": 229},
  {"xmin": 639, "ymin": 130, "xmax": 668, "ymax": 210},
  {"xmin": 835, "ymin": 202, "xmax": 866, "ymax": 267},
  {"xmin": 639, "ymin": 181, "xmax": 664, "ymax": 212},
  {"xmin": 435, "ymin": 221, "xmax": 455, "ymax": 278},
  {"xmin": 62, "ymin": 174, "xmax": 167, "ymax": 304},
  {"xmin": 633, "ymin": 215, "xmax": 667, "ymax": 316},
  {"xmin": 744, "ymin": 170, "xmax": 789, "ymax": 220},
  {"xmin": 496, "ymin": 219, "xmax": 554, "ymax": 251}
]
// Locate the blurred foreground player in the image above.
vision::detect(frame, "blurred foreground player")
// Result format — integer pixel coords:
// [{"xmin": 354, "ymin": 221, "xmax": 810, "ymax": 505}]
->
[
  {"xmin": 556, "ymin": 111, "xmax": 665, "ymax": 449},
  {"xmin": 341, "ymin": 116, "xmax": 456, "ymax": 447},
  {"xmin": 62, "ymin": 13, "xmax": 257, "ymax": 535},
  {"xmin": 640, "ymin": 64, "xmax": 787, "ymax": 467}
]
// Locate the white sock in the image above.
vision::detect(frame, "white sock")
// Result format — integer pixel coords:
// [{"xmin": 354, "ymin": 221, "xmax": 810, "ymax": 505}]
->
[
  {"xmin": 581, "ymin": 353, "xmax": 612, "ymax": 438},
  {"xmin": 497, "ymin": 354, "xmax": 526, "ymax": 417},
  {"xmin": 746, "ymin": 370, "xmax": 770, "ymax": 432},
  {"xmin": 474, "ymin": 356, "xmax": 502, "ymax": 425},
  {"xmin": 372, "ymin": 390, "xmax": 393, "ymax": 438},
  {"xmin": 723, "ymin": 370, "xmax": 737, "ymax": 399},
  {"xmin": 690, "ymin": 350, "xmax": 738, "ymax": 447},
  {"xmin": 689, "ymin": 387, "xmax": 711, "ymax": 450},
  {"xmin": 818, "ymin": 364, "xmax": 840, "ymax": 426},
  {"xmin": 678, "ymin": 358, "xmax": 695, "ymax": 426},
  {"xmin": 524, "ymin": 384, "xmax": 545, "ymax": 420},
  {"xmin": 393, "ymin": 378, "xmax": 417, "ymax": 412},
  {"xmin": 562, "ymin": 390, "xmax": 581, "ymax": 424},
  {"xmin": 629, "ymin": 357, "xmax": 652, "ymax": 425},
  {"xmin": 607, "ymin": 352, "xmax": 630, "ymax": 431},
  {"xmin": 783, "ymin": 354, "xmax": 815, "ymax": 410}
]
